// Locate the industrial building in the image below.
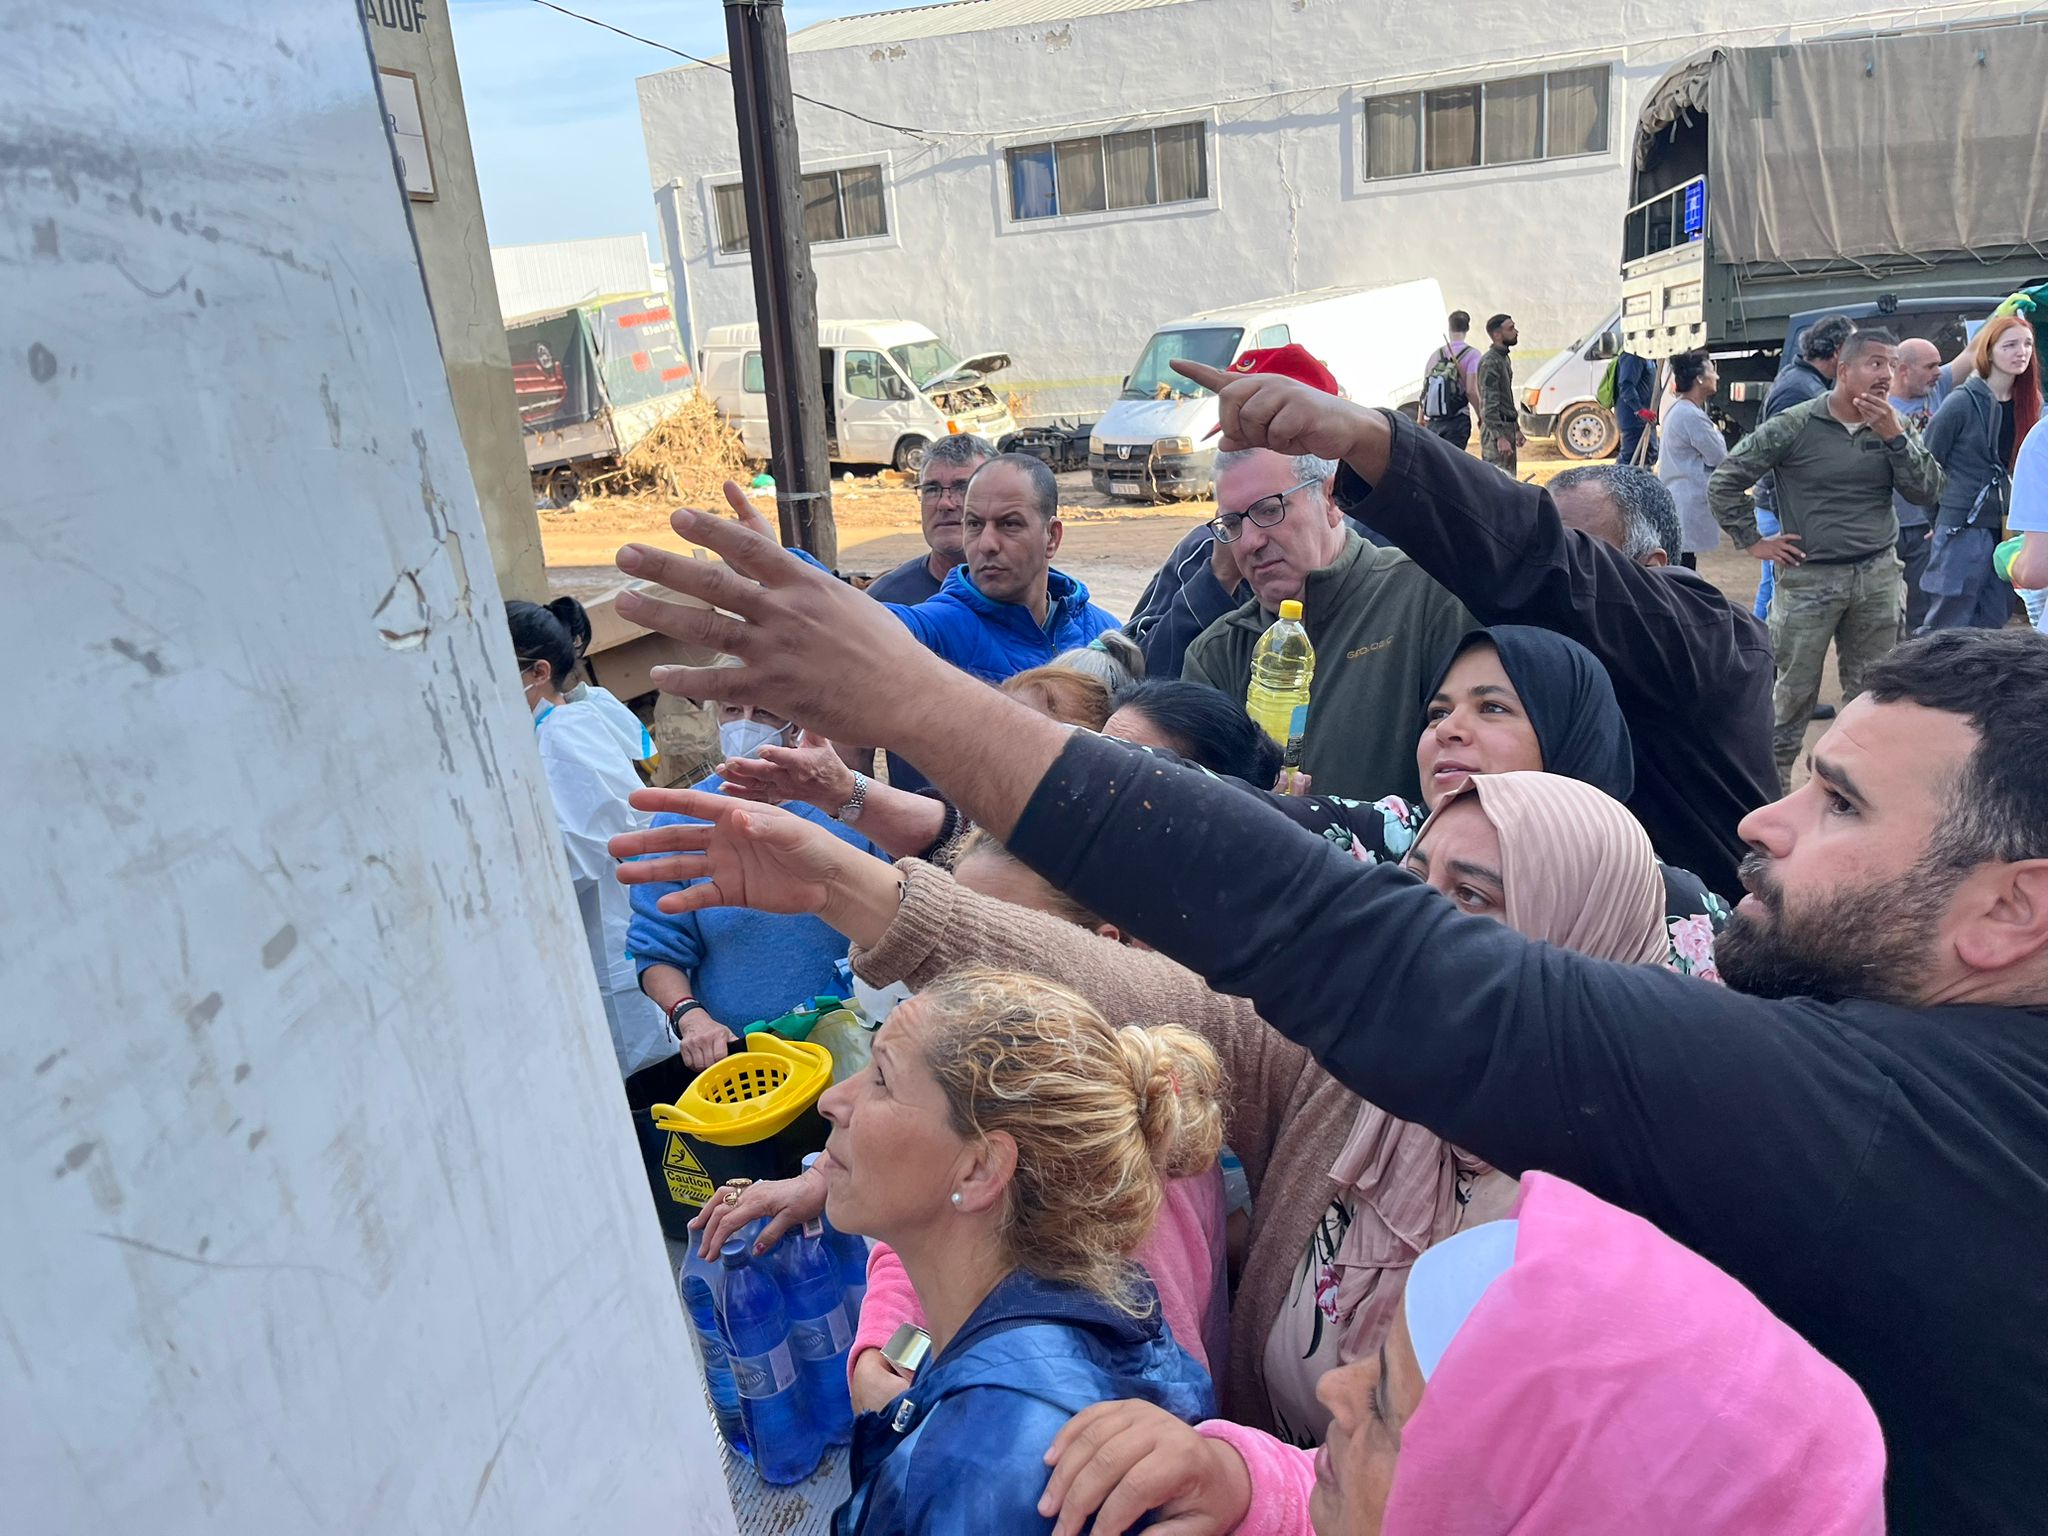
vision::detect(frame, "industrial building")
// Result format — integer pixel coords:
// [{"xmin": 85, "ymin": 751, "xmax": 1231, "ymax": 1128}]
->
[{"xmin": 638, "ymin": 0, "xmax": 2036, "ymax": 418}]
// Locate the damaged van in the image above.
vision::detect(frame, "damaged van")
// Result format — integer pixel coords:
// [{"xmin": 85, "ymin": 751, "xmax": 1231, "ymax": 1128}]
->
[{"xmin": 700, "ymin": 319, "xmax": 1015, "ymax": 473}]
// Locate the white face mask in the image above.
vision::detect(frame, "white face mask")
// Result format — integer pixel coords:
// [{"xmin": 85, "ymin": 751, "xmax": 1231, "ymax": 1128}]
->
[{"xmin": 719, "ymin": 718, "xmax": 789, "ymax": 761}]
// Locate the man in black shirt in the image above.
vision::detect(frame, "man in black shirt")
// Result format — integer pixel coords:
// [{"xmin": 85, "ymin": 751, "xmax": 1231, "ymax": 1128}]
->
[
  {"xmin": 612, "ymin": 396, "xmax": 2048, "ymax": 1532},
  {"xmin": 1321, "ymin": 370, "xmax": 1771, "ymax": 899}
]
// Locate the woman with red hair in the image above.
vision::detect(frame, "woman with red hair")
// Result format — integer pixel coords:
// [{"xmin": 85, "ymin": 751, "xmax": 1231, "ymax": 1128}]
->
[{"xmin": 1919, "ymin": 313, "xmax": 2040, "ymax": 631}]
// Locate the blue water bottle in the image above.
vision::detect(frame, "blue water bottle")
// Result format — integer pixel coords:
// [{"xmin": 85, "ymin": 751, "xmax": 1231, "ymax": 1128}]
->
[
  {"xmin": 720, "ymin": 1238, "xmax": 824, "ymax": 1484},
  {"xmin": 801, "ymin": 1152, "xmax": 870, "ymax": 1318},
  {"xmin": 678, "ymin": 1246, "xmax": 749, "ymax": 1453},
  {"xmin": 775, "ymin": 1220, "xmax": 856, "ymax": 1445}
]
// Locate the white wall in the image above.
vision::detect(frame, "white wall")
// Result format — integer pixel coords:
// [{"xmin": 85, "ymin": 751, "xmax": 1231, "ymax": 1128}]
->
[
  {"xmin": 493, "ymin": 233, "xmax": 660, "ymax": 319},
  {"xmin": 2, "ymin": 6, "xmax": 731, "ymax": 1531},
  {"xmin": 640, "ymin": 0, "xmax": 2033, "ymax": 417}
]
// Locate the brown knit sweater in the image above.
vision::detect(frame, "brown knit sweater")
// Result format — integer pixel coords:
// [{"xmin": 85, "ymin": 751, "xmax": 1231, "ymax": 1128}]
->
[{"xmin": 850, "ymin": 858, "xmax": 1365, "ymax": 1433}]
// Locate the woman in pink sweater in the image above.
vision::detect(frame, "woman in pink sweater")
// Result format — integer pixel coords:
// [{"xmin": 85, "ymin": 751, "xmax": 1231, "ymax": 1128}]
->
[{"xmin": 1037, "ymin": 1173, "xmax": 1884, "ymax": 1536}]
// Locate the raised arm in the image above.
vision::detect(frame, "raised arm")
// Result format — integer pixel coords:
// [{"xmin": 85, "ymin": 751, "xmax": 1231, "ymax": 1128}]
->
[
  {"xmin": 608, "ymin": 487, "xmax": 1884, "ymax": 1285},
  {"xmin": 1002, "ymin": 731, "xmax": 1890, "ymax": 1282}
]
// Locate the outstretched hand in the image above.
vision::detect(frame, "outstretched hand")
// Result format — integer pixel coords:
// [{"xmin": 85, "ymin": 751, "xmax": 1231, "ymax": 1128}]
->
[
  {"xmin": 609, "ymin": 786, "xmax": 904, "ymax": 946},
  {"xmin": 719, "ymin": 728, "xmax": 857, "ymax": 811},
  {"xmin": 1171, "ymin": 359, "xmax": 1380, "ymax": 466},
  {"xmin": 610, "ymin": 479, "xmax": 937, "ymax": 748}
]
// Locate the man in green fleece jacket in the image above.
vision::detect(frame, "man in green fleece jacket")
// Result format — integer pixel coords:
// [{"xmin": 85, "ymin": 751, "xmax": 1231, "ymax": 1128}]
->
[
  {"xmin": 1710, "ymin": 327, "xmax": 1945, "ymax": 788},
  {"xmin": 1183, "ymin": 447, "xmax": 1473, "ymax": 801}
]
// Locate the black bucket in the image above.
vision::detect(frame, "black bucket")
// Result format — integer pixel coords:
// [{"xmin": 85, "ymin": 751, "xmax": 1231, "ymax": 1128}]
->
[{"xmin": 623, "ymin": 1052, "xmax": 831, "ymax": 1243}]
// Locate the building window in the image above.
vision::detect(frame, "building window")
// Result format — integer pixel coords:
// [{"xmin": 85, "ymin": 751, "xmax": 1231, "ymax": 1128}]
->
[
  {"xmin": 1366, "ymin": 65, "xmax": 1609, "ymax": 180},
  {"xmin": 714, "ymin": 184, "xmax": 751, "ymax": 254},
  {"xmin": 1363, "ymin": 94, "xmax": 1420, "ymax": 179},
  {"xmin": 1007, "ymin": 122, "xmax": 1208, "ymax": 221},
  {"xmin": 713, "ymin": 164, "xmax": 888, "ymax": 254}
]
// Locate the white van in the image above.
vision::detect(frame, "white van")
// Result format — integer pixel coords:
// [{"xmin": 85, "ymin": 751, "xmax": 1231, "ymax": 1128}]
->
[
  {"xmin": 1518, "ymin": 308, "xmax": 1621, "ymax": 460},
  {"xmin": 1088, "ymin": 279, "xmax": 1446, "ymax": 502},
  {"xmin": 699, "ymin": 319, "xmax": 1015, "ymax": 473}
]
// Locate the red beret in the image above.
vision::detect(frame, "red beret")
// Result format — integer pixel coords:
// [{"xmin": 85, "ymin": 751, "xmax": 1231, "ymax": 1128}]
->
[{"xmin": 1204, "ymin": 344, "xmax": 1340, "ymax": 438}]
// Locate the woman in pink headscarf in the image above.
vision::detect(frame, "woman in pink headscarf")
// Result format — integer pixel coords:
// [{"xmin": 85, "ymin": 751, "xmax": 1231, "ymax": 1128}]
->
[
  {"xmin": 1255, "ymin": 770, "xmax": 1678, "ymax": 1445},
  {"xmin": 1039, "ymin": 1173, "xmax": 1885, "ymax": 1536}
]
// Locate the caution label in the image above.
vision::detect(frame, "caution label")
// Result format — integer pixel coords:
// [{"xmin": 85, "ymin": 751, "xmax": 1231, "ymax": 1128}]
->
[{"xmin": 662, "ymin": 1134, "xmax": 715, "ymax": 1207}]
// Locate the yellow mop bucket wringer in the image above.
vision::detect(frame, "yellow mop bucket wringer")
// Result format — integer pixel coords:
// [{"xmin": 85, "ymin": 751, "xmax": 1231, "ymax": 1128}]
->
[{"xmin": 645, "ymin": 1034, "xmax": 834, "ymax": 1219}]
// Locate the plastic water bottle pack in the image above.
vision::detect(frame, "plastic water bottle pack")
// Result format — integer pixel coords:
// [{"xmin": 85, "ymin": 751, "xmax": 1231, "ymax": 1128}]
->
[
  {"xmin": 773, "ymin": 1222, "xmax": 856, "ymax": 1446},
  {"xmin": 719, "ymin": 1237, "xmax": 825, "ymax": 1484}
]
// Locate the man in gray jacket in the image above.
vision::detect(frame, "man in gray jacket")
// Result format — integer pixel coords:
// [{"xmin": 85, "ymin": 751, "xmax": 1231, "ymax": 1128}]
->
[{"xmin": 1711, "ymin": 328, "xmax": 1944, "ymax": 787}]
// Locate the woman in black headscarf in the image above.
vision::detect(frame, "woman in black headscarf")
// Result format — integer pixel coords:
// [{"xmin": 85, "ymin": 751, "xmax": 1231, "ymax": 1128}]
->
[{"xmin": 1250, "ymin": 625, "xmax": 1726, "ymax": 978}]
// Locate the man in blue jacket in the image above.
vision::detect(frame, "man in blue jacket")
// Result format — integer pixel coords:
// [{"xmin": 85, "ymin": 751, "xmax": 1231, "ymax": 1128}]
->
[{"xmin": 882, "ymin": 452, "xmax": 1119, "ymax": 682}]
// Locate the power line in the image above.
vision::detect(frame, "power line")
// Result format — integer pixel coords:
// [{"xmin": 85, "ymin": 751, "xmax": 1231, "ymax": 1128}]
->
[{"xmin": 525, "ymin": 0, "xmax": 945, "ymax": 143}]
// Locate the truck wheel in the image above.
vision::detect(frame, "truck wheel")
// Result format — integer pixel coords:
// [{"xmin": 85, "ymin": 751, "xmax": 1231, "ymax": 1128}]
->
[
  {"xmin": 1556, "ymin": 403, "xmax": 1618, "ymax": 461},
  {"xmin": 546, "ymin": 465, "xmax": 581, "ymax": 507},
  {"xmin": 893, "ymin": 436, "xmax": 930, "ymax": 474}
]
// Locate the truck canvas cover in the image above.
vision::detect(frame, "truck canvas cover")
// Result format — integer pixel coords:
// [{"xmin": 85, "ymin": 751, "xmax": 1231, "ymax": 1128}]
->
[
  {"xmin": 506, "ymin": 294, "xmax": 694, "ymax": 455},
  {"xmin": 1710, "ymin": 22, "xmax": 2048, "ymax": 269}
]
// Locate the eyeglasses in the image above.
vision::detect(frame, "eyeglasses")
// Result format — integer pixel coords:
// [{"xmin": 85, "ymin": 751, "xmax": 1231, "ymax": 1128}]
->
[
  {"xmin": 1209, "ymin": 478, "xmax": 1317, "ymax": 544},
  {"xmin": 918, "ymin": 478, "xmax": 973, "ymax": 504}
]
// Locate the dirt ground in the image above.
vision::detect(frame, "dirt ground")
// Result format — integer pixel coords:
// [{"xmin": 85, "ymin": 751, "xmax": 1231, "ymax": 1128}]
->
[{"xmin": 542, "ymin": 442, "xmax": 1842, "ymax": 773}]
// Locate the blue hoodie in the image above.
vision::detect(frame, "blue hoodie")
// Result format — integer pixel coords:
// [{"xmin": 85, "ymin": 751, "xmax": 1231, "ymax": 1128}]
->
[
  {"xmin": 886, "ymin": 566, "xmax": 1119, "ymax": 684},
  {"xmin": 623, "ymin": 775, "xmax": 887, "ymax": 1030},
  {"xmin": 834, "ymin": 1269, "xmax": 1214, "ymax": 1536}
]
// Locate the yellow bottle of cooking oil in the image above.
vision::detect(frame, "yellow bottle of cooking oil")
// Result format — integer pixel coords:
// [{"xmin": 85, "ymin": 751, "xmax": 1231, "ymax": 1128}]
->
[{"xmin": 1246, "ymin": 599, "xmax": 1314, "ymax": 776}]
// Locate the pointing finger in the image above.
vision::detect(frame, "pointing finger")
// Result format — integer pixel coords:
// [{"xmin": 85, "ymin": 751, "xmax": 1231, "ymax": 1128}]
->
[{"xmin": 1170, "ymin": 358, "xmax": 1232, "ymax": 391}]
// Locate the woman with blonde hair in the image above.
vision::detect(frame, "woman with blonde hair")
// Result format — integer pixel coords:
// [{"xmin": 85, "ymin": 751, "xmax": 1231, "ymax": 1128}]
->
[
  {"xmin": 617, "ymin": 770, "xmax": 1679, "ymax": 1451},
  {"xmin": 793, "ymin": 966, "xmax": 1222, "ymax": 1534}
]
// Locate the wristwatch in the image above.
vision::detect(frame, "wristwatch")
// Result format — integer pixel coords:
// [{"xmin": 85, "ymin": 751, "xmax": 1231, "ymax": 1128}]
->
[
  {"xmin": 831, "ymin": 771, "xmax": 870, "ymax": 826},
  {"xmin": 666, "ymin": 997, "xmax": 706, "ymax": 1038},
  {"xmin": 1883, "ymin": 433, "xmax": 1908, "ymax": 450}
]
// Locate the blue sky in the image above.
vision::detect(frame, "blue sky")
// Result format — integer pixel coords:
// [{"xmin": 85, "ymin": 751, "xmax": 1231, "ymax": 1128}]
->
[{"xmin": 449, "ymin": 0, "xmax": 919, "ymax": 254}]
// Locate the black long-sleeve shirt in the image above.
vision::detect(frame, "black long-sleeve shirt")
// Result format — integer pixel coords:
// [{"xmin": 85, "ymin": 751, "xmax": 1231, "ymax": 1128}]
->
[
  {"xmin": 1334, "ymin": 412, "xmax": 1775, "ymax": 899},
  {"xmin": 1010, "ymin": 730, "xmax": 2048, "ymax": 1536}
]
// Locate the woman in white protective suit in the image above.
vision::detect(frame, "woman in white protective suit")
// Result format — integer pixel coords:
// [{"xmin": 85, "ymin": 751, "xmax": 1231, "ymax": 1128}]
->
[{"xmin": 508, "ymin": 596, "xmax": 674, "ymax": 1076}]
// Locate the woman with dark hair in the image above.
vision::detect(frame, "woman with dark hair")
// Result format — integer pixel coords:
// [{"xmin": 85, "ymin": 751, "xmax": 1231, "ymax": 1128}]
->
[
  {"xmin": 1245, "ymin": 625, "xmax": 1725, "ymax": 978},
  {"xmin": 1106, "ymin": 679, "xmax": 1284, "ymax": 788},
  {"xmin": 1921, "ymin": 314, "xmax": 2042, "ymax": 631},
  {"xmin": 506, "ymin": 597, "xmax": 672, "ymax": 1075},
  {"xmin": 1658, "ymin": 349, "xmax": 1726, "ymax": 569}
]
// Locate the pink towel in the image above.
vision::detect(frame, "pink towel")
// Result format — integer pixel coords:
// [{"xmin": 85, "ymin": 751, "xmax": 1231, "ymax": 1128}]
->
[{"xmin": 849, "ymin": 1165, "xmax": 1227, "ymax": 1382}]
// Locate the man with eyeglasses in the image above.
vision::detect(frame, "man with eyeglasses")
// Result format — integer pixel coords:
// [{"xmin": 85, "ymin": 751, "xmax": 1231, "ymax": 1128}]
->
[
  {"xmin": 864, "ymin": 433, "xmax": 995, "ymax": 606},
  {"xmin": 1181, "ymin": 444, "xmax": 1471, "ymax": 802},
  {"xmin": 1126, "ymin": 348, "xmax": 1386, "ymax": 681}
]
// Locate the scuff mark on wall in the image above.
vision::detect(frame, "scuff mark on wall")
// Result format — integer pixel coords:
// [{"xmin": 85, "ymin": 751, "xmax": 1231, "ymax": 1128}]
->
[
  {"xmin": 108, "ymin": 637, "xmax": 169, "ymax": 676},
  {"xmin": 1040, "ymin": 24, "xmax": 1074, "ymax": 50},
  {"xmin": 374, "ymin": 570, "xmax": 431, "ymax": 649}
]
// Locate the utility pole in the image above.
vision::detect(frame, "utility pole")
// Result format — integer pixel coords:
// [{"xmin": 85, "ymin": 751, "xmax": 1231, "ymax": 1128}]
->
[{"xmin": 723, "ymin": 0, "xmax": 837, "ymax": 568}]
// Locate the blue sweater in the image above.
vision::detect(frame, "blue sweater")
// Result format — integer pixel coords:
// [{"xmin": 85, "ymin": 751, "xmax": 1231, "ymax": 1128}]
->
[
  {"xmin": 624, "ymin": 776, "xmax": 887, "ymax": 1031},
  {"xmin": 835, "ymin": 1269, "xmax": 1214, "ymax": 1536},
  {"xmin": 885, "ymin": 566, "xmax": 1119, "ymax": 683}
]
